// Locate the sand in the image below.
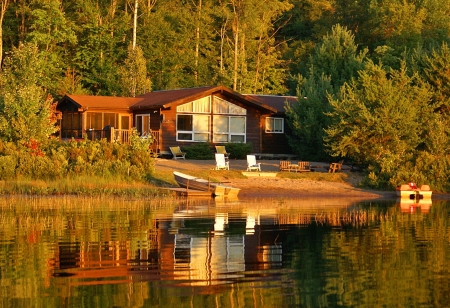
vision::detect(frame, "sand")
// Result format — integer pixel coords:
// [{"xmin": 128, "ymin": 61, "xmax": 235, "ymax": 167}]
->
[{"xmin": 154, "ymin": 158, "xmax": 397, "ymax": 200}]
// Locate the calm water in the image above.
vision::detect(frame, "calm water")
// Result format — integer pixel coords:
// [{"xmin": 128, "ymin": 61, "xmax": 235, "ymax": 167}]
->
[{"xmin": 0, "ymin": 195, "xmax": 449, "ymax": 308}]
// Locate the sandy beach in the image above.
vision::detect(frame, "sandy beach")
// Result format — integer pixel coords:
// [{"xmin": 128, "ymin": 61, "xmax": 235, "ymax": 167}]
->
[{"xmin": 154, "ymin": 158, "xmax": 398, "ymax": 200}]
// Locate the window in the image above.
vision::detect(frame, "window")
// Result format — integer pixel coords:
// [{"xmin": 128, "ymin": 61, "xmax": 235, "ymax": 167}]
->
[
  {"xmin": 177, "ymin": 114, "xmax": 210, "ymax": 141},
  {"xmin": 266, "ymin": 117, "xmax": 284, "ymax": 133},
  {"xmin": 136, "ymin": 114, "xmax": 150, "ymax": 137},
  {"xmin": 177, "ymin": 97, "xmax": 211, "ymax": 113},
  {"xmin": 176, "ymin": 96, "xmax": 246, "ymax": 143},
  {"xmin": 213, "ymin": 116, "xmax": 246, "ymax": 143},
  {"xmin": 213, "ymin": 96, "xmax": 246, "ymax": 115}
]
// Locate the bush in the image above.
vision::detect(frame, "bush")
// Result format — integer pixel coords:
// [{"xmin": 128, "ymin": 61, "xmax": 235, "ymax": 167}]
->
[
  {"xmin": 224, "ymin": 143, "xmax": 252, "ymax": 159},
  {"xmin": 0, "ymin": 155, "xmax": 17, "ymax": 180},
  {"xmin": 182, "ymin": 142, "xmax": 214, "ymax": 159}
]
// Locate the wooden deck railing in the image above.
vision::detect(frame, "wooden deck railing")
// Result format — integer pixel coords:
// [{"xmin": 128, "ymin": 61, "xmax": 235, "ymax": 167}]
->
[{"xmin": 60, "ymin": 128, "xmax": 161, "ymax": 154}]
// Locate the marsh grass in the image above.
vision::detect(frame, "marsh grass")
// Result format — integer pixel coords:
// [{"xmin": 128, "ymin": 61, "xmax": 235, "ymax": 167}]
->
[{"xmin": 0, "ymin": 176, "xmax": 172, "ymax": 197}]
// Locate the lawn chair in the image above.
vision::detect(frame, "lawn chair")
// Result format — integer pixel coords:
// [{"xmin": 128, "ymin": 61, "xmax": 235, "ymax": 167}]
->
[
  {"xmin": 279, "ymin": 160, "xmax": 294, "ymax": 172},
  {"xmin": 215, "ymin": 145, "xmax": 230, "ymax": 159},
  {"xmin": 328, "ymin": 160, "xmax": 344, "ymax": 173},
  {"xmin": 246, "ymin": 155, "xmax": 261, "ymax": 171},
  {"xmin": 169, "ymin": 146, "xmax": 186, "ymax": 160},
  {"xmin": 215, "ymin": 153, "xmax": 229, "ymax": 170},
  {"xmin": 296, "ymin": 161, "xmax": 311, "ymax": 172}
]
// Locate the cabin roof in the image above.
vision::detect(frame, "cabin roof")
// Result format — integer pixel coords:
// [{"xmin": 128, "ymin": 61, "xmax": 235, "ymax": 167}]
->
[
  {"xmin": 130, "ymin": 85, "xmax": 278, "ymax": 113},
  {"xmin": 59, "ymin": 94, "xmax": 142, "ymax": 110},
  {"xmin": 57, "ymin": 87, "xmax": 295, "ymax": 114},
  {"xmin": 243, "ymin": 94, "xmax": 298, "ymax": 113}
]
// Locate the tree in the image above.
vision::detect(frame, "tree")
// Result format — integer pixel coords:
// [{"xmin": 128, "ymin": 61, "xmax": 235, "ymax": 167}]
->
[
  {"xmin": 285, "ymin": 24, "xmax": 366, "ymax": 160},
  {"xmin": 285, "ymin": 72, "xmax": 333, "ymax": 160},
  {"xmin": 119, "ymin": 44, "xmax": 151, "ymax": 97},
  {"xmin": 0, "ymin": 43, "xmax": 58, "ymax": 143},
  {"xmin": 324, "ymin": 61, "xmax": 435, "ymax": 188}
]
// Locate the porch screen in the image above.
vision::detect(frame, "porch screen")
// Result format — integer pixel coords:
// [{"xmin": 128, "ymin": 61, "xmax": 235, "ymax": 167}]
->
[{"xmin": 177, "ymin": 114, "xmax": 210, "ymax": 141}]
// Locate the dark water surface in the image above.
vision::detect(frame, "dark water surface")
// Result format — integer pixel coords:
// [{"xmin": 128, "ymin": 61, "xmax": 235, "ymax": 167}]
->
[{"xmin": 0, "ymin": 196, "xmax": 449, "ymax": 307}]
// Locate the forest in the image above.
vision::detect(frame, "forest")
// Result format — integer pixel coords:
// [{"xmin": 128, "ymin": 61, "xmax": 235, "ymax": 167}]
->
[{"xmin": 0, "ymin": 0, "xmax": 450, "ymax": 191}]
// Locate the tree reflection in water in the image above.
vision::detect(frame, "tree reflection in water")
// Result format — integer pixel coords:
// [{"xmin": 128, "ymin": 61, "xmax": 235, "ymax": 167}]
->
[{"xmin": 0, "ymin": 196, "xmax": 449, "ymax": 307}]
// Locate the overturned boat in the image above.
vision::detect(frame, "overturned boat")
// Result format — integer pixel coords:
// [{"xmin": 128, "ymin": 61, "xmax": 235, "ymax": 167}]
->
[
  {"xmin": 396, "ymin": 183, "xmax": 432, "ymax": 199},
  {"xmin": 173, "ymin": 171, "xmax": 240, "ymax": 198}
]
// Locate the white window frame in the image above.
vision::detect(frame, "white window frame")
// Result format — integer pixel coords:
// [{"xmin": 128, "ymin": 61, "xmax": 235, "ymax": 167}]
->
[
  {"xmin": 135, "ymin": 114, "xmax": 151, "ymax": 137},
  {"xmin": 213, "ymin": 115, "xmax": 246, "ymax": 143},
  {"xmin": 266, "ymin": 117, "xmax": 284, "ymax": 133},
  {"xmin": 176, "ymin": 114, "xmax": 211, "ymax": 142}
]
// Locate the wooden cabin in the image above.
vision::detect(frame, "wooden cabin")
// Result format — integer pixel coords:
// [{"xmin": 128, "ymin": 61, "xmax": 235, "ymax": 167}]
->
[{"xmin": 56, "ymin": 86, "xmax": 298, "ymax": 156}]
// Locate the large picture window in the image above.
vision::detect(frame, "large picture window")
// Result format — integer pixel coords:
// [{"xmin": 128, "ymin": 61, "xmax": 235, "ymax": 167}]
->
[
  {"xmin": 266, "ymin": 117, "xmax": 284, "ymax": 133},
  {"xmin": 177, "ymin": 114, "xmax": 210, "ymax": 141},
  {"xmin": 213, "ymin": 116, "xmax": 246, "ymax": 143}
]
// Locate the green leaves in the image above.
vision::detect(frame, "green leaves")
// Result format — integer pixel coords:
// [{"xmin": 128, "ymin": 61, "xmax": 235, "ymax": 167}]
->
[{"xmin": 0, "ymin": 43, "xmax": 57, "ymax": 143}]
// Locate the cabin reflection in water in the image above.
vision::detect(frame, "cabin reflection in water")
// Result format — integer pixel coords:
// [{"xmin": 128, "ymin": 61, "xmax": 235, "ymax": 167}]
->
[
  {"xmin": 49, "ymin": 196, "xmax": 397, "ymax": 287},
  {"xmin": 51, "ymin": 204, "xmax": 317, "ymax": 286}
]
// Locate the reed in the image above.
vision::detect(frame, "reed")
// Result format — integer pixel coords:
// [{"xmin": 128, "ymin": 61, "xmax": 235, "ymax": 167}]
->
[{"xmin": 0, "ymin": 177, "xmax": 172, "ymax": 197}]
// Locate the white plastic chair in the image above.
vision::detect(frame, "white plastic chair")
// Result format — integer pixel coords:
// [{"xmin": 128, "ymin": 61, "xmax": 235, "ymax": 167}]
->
[
  {"xmin": 246, "ymin": 155, "xmax": 261, "ymax": 171},
  {"xmin": 215, "ymin": 153, "xmax": 229, "ymax": 170}
]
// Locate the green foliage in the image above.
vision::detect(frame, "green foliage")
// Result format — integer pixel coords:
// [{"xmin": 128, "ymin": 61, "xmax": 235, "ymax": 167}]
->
[
  {"xmin": 181, "ymin": 142, "xmax": 214, "ymax": 160},
  {"xmin": 0, "ymin": 155, "xmax": 17, "ymax": 180},
  {"xmin": 324, "ymin": 60, "xmax": 448, "ymax": 189},
  {"xmin": 0, "ymin": 43, "xmax": 58, "ymax": 143},
  {"xmin": 224, "ymin": 143, "xmax": 253, "ymax": 159},
  {"xmin": 119, "ymin": 45, "xmax": 152, "ymax": 97},
  {"xmin": 286, "ymin": 25, "xmax": 366, "ymax": 161},
  {"xmin": 0, "ymin": 138, "xmax": 155, "ymax": 182}
]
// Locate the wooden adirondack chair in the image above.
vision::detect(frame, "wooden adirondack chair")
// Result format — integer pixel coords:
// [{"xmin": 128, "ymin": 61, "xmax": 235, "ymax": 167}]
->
[
  {"xmin": 215, "ymin": 146, "xmax": 230, "ymax": 159},
  {"xmin": 296, "ymin": 161, "xmax": 311, "ymax": 172},
  {"xmin": 328, "ymin": 160, "xmax": 344, "ymax": 173},
  {"xmin": 169, "ymin": 146, "xmax": 186, "ymax": 160}
]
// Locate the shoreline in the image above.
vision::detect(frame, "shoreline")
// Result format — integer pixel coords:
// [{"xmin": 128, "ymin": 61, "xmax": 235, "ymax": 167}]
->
[{"xmin": 155, "ymin": 158, "xmax": 450, "ymax": 201}]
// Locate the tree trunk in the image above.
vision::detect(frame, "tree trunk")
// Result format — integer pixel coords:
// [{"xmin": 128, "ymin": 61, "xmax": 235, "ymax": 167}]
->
[
  {"xmin": 194, "ymin": 0, "xmax": 202, "ymax": 84},
  {"xmin": 232, "ymin": 2, "xmax": 239, "ymax": 91},
  {"xmin": 133, "ymin": 0, "xmax": 138, "ymax": 49},
  {"xmin": 0, "ymin": 0, "xmax": 10, "ymax": 68}
]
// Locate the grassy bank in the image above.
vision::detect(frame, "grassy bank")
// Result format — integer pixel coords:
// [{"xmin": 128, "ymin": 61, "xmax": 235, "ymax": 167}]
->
[{"xmin": 0, "ymin": 169, "xmax": 361, "ymax": 197}]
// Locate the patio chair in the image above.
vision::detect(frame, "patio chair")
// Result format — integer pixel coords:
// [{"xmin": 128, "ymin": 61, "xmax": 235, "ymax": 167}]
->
[
  {"xmin": 215, "ymin": 145, "xmax": 230, "ymax": 159},
  {"xmin": 246, "ymin": 155, "xmax": 261, "ymax": 171},
  {"xmin": 296, "ymin": 161, "xmax": 311, "ymax": 172},
  {"xmin": 328, "ymin": 160, "xmax": 344, "ymax": 173},
  {"xmin": 169, "ymin": 146, "xmax": 186, "ymax": 160},
  {"xmin": 215, "ymin": 153, "xmax": 229, "ymax": 170},
  {"xmin": 279, "ymin": 160, "xmax": 293, "ymax": 172}
]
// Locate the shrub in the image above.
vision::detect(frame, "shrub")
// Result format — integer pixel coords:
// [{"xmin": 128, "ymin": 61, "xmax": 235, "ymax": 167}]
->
[
  {"xmin": 182, "ymin": 142, "xmax": 214, "ymax": 159},
  {"xmin": 225, "ymin": 143, "xmax": 252, "ymax": 159},
  {"xmin": 0, "ymin": 155, "xmax": 17, "ymax": 180}
]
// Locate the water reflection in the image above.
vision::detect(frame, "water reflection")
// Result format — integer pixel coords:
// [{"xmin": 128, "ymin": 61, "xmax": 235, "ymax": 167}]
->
[{"xmin": 0, "ymin": 196, "xmax": 449, "ymax": 307}]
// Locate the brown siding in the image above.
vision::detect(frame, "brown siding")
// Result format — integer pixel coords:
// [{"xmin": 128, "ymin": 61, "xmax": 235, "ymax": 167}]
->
[
  {"xmin": 245, "ymin": 108, "xmax": 262, "ymax": 153},
  {"xmin": 261, "ymin": 115, "xmax": 293, "ymax": 154}
]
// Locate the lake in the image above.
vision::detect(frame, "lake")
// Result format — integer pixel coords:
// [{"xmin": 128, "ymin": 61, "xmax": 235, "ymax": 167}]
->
[{"xmin": 0, "ymin": 195, "xmax": 448, "ymax": 307}]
